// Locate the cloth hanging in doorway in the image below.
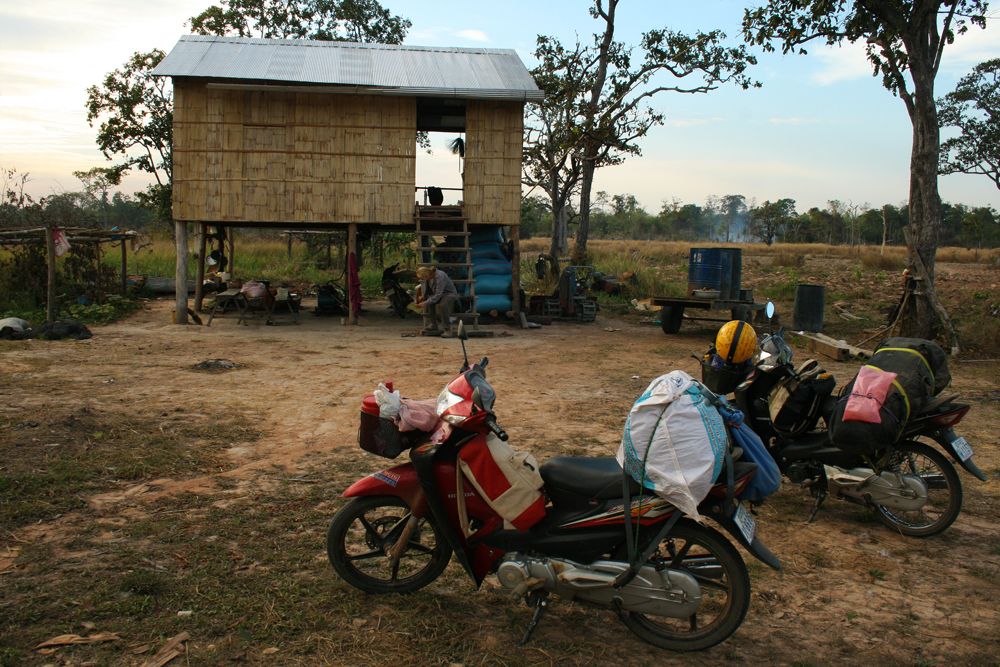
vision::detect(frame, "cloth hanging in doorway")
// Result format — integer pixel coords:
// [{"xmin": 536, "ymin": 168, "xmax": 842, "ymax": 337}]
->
[{"xmin": 348, "ymin": 252, "xmax": 363, "ymax": 312}]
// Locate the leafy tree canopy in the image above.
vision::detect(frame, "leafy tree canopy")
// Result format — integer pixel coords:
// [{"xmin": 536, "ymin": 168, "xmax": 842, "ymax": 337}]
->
[
  {"xmin": 189, "ymin": 0, "xmax": 410, "ymax": 43},
  {"xmin": 939, "ymin": 58, "xmax": 1000, "ymax": 190}
]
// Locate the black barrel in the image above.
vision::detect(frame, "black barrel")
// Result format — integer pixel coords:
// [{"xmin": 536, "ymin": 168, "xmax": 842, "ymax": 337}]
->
[
  {"xmin": 793, "ymin": 284, "xmax": 825, "ymax": 332},
  {"xmin": 718, "ymin": 248, "xmax": 743, "ymax": 300}
]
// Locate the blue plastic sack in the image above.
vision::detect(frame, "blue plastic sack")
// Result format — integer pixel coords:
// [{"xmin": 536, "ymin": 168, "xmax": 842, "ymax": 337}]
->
[
  {"xmin": 476, "ymin": 274, "xmax": 512, "ymax": 295},
  {"xmin": 472, "ymin": 258, "xmax": 512, "ymax": 276},
  {"xmin": 721, "ymin": 407, "xmax": 781, "ymax": 503}
]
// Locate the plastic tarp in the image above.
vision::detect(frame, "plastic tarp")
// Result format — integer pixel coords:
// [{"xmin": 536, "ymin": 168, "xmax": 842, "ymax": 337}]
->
[{"xmin": 617, "ymin": 371, "xmax": 728, "ymax": 520}]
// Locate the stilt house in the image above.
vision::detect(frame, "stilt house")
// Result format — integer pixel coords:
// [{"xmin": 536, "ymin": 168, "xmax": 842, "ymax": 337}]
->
[{"xmin": 154, "ymin": 35, "xmax": 542, "ymax": 322}]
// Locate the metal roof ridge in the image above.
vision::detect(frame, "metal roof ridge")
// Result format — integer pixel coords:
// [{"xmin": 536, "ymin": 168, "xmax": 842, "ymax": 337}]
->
[{"xmin": 176, "ymin": 34, "xmax": 517, "ymax": 56}]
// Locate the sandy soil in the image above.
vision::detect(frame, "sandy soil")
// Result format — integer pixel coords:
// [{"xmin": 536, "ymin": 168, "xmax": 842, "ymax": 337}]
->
[{"xmin": 2, "ymin": 298, "xmax": 999, "ymax": 664}]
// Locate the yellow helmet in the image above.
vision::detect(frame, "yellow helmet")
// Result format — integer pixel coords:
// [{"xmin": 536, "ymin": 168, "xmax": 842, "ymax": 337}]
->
[{"xmin": 715, "ymin": 320, "xmax": 758, "ymax": 364}]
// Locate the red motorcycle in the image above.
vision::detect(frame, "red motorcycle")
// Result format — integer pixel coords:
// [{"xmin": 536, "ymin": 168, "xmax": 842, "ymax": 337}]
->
[{"xmin": 326, "ymin": 324, "xmax": 780, "ymax": 651}]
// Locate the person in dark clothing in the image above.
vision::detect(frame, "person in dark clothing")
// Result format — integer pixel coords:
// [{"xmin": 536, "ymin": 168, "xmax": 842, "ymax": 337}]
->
[{"xmin": 415, "ymin": 265, "xmax": 459, "ymax": 336}]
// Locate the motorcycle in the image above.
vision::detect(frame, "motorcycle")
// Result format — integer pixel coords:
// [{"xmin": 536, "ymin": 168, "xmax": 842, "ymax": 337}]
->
[
  {"xmin": 327, "ymin": 322, "xmax": 780, "ymax": 651},
  {"xmin": 381, "ymin": 263, "xmax": 413, "ymax": 318},
  {"xmin": 730, "ymin": 304, "xmax": 986, "ymax": 537}
]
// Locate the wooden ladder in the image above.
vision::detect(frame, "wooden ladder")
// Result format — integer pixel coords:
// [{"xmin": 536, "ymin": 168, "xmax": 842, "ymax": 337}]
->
[{"xmin": 414, "ymin": 204, "xmax": 479, "ymax": 330}]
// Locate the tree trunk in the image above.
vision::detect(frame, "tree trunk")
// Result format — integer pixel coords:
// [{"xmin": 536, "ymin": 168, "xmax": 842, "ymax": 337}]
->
[
  {"xmin": 549, "ymin": 204, "xmax": 568, "ymax": 258},
  {"xmin": 900, "ymin": 65, "xmax": 944, "ymax": 340},
  {"xmin": 573, "ymin": 154, "xmax": 596, "ymax": 263}
]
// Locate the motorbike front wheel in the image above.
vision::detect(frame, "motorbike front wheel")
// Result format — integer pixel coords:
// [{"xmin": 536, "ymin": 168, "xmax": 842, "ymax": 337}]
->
[
  {"xmin": 327, "ymin": 496, "xmax": 452, "ymax": 594},
  {"xmin": 874, "ymin": 440, "xmax": 962, "ymax": 537},
  {"xmin": 619, "ymin": 520, "xmax": 750, "ymax": 652}
]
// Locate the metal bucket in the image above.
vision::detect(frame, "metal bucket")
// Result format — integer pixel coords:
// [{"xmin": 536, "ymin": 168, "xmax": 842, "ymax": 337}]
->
[{"xmin": 793, "ymin": 284, "xmax": 825, "ymax": 332}]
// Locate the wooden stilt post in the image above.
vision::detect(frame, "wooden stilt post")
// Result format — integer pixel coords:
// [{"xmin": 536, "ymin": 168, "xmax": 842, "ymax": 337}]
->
[
  {"xmin": 45, "ymin": 224, "xmax": 57, "ymax": 324},
  {"xmin": 120, "ymin": 237, "xmax": 127, "ymax": 296},
  {"xmin": 510, "ymin": 226, "xmax": 521, "ymax": 316},
  {"xmin": 347, "ymin": 223, "xmax": 358, "ymax": 325},
  {"xmin": 175, "ymin": 220, "xmax": 188, "ymax": 324},
  {"xmin": 195, "ymin": 223, "xmax": 207, "ymax": 312},
  {"xmin": 287, "ymin": 232, "xmax": 292, "ymax": 260},
  {"xmin": 227, "ymin": 227, "xmax": 235, "ymax": 279}
]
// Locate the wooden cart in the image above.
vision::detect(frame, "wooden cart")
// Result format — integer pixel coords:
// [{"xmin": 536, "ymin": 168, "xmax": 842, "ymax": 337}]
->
[{"xmin": 651, "ymin": 295, "xmax": 764, "ymax": 334}]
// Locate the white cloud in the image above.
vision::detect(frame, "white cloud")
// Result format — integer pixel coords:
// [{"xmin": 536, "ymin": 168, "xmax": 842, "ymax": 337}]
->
[
  {"xmin": 453, "ymin": 29, "xmax": 489, "ymax": 43},
  {"xmin": 810, "ymin": 42, "xmax": 872, "ymax": 85}
]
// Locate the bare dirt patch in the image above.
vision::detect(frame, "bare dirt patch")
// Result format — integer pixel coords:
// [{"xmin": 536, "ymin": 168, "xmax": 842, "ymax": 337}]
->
[{"xmin": 1, "ymin": 298, "xmax": 998, "ymax": 665}]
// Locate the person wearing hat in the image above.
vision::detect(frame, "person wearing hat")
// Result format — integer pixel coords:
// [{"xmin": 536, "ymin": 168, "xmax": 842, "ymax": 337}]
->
[{"xmin": 415, "ymin": 265, "xmax": 459, "ymax": 336}]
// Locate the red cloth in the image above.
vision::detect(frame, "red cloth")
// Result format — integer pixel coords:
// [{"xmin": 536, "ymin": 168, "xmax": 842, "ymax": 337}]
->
[{"xmin": 348, "ymin": 252, "xmax": 363, "ymax": 314}]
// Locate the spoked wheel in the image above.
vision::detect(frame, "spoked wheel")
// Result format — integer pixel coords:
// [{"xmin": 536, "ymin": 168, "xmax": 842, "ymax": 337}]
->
[
  {"xmin": 619, "ymin": 520, "xmax": 750, "ymax": 652},
  {"xmin": 327, "ymin": 496, "xmax": 452, "ymax": 594},
  {"xmin": 874, "ymin": 440, "xmax": 962, "ymax": 537}
]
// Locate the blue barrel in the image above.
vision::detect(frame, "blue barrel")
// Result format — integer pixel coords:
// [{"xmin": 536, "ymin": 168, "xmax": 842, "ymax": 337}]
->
[
  {"xmin": 718, "ymin": 248, "xmax": 743, "ymax": 300},
  {"xmin": 687, "ymin": 248, "xmax": 723, "ymax": 296},
  {"xmin": 794, "ymin": 284, "xmax": 825, "ymax": 332}
]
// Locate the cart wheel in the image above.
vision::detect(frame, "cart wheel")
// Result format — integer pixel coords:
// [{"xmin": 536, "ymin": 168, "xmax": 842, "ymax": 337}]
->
[
  {"xmin": 660, "ymin": 306, "xmax": 684, "ymax": 334},
  {"xmin": 731, "ymin": 305, "xmax": 752, "ymax": 322}
]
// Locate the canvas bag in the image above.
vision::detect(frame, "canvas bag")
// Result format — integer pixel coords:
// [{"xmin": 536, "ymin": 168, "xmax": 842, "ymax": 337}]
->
[
  {"xmin": 457, "ymin": 434, "xmax": 546, "ymax": 531},
  {"xmin": 617, "ymin": 371, "xmax": 728, "ymax": 520}
]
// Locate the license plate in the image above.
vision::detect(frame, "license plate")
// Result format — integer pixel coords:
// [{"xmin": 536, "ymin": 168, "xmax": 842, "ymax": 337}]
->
[
  {"xmin": 951, "ymin": 436, "xmax": 974, "ymax": 462},
  {"xmin": 733, "ymin": 503, "xmax": 756, "ymax": 543}
]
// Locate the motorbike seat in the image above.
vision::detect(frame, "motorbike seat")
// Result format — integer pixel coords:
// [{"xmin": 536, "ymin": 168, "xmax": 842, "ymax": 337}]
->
[{"xmin": 541, "ymin": 456, "xmax": 641, "ymax": 500}]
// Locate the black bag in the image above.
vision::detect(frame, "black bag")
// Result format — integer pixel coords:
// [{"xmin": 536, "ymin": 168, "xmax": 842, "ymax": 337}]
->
[
  {"xmin": 828, "ymin": 376, "xmax": 909, "ymax": 454},
  {"xmin": 427, "ymin": 186, "xmax": 444, "ymax": 206},
  {"xmin": 874, "ymin": 337, "xmax": 950, "ymax": 396},
  {"xmin": 768, "ymin": 360, "xmax": 836, "ymax": 437},
  {"xmin": 358, "ymin": 411, "xmax": 424, "ymax": 459}
]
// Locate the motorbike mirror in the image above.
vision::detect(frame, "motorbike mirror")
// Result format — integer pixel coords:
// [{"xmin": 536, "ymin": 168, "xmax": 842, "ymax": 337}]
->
[
  {"xmin": 457, "ymin": 320, "xmax": 468, "ymax": 341},
  {"xmin": 765, "ymin": 301, "xmax": 776, "ymax": 319}
]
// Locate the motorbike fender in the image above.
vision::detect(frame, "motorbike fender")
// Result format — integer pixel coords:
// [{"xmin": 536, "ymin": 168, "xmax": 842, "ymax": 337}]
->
[
  {"xmin": 343, "ymin": 464, "xmax": 429, "ymax": 515},
  {"xmin": 704, "ymin": 503, "xmax": 781, "ymax": 571},
  {"xmin": 933, "ymin": 430, "xmax": 988, "ymax": 482}
]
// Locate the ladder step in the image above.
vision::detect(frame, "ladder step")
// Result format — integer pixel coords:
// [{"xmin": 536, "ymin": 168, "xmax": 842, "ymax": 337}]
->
[{"xmin": 414, "ymin": 246, "xmax": 472, "ymax": 253}]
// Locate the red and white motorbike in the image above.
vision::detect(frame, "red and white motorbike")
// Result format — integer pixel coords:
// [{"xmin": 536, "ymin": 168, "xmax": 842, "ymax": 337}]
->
[{"xmin": 326, "ymin": 323, "xmax": 780, "ymax": 651}]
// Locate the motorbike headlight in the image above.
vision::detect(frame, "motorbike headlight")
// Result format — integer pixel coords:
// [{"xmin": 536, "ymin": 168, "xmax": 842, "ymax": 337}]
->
[{"xmin": 436, "ymin": 387, "xmax": 464, "ymax": 416}]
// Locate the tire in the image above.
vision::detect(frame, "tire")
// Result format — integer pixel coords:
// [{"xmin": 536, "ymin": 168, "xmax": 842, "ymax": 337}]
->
[
  {"xmin": 874, "ymin": 440, "xmax": 963, "ymax": 537},
  {"xmin": 660, "ymin": 306, "xmax": 684, "ymax": 334},
  {"xmin": 619, "ymin": 520, "xmax": 751, "ymax": 652},
  {"xmin": 326, "ymin": 496, "xmax": 452, "ymax": 594}
]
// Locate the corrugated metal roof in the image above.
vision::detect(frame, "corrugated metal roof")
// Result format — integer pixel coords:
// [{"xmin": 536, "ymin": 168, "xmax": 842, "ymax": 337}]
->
[{"xmin": 154, "ymin": 35, "xmax": 543, "ymax": 102}]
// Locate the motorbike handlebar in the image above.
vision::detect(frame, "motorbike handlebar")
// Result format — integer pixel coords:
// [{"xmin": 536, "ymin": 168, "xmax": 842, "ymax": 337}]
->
[{"xmin": 486, "ymin": 415, "xmax": 508, "ymax": 441}]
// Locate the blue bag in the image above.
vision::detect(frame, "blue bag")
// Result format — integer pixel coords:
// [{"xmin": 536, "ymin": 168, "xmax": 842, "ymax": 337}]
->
[{"xmin": 714, "ymin": 401, "xmax": 781, "ymax": 504}]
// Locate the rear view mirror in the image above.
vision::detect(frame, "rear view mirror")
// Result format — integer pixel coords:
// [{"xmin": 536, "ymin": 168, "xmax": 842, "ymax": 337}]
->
[
  {"xmin": 765, "ymin": 301, "xmax": 776, "ymax": 319},
  {"xmin": 457, "ymin": 320, "xmax": 468, "ymax": 341}
]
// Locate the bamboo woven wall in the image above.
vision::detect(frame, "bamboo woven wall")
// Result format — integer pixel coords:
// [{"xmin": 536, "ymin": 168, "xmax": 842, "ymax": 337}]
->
[
  {"xmin": 172, "ymin": 81, "xmax": 416, "ymax": 224},
  {"xmin": 463, "ymin": 101, "xmax": 523, "ymax": 227}
]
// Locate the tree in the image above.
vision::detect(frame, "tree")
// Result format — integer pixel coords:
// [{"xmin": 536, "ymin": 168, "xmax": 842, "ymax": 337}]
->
[
  {"xmin": 189, "ymin": 0, "xmax": 410, "ymax": 43},
  {"xmin": 743, "ymin": 1, "xmax": 988, "ymax": 347},
  {"xmin": 748, "ymin": 198, "xmax": 796, "ymax": 245},
  {"xmin": 523, "ymin": 38, "xmax": 588, "ymax": 262},
  {"xmin": 85, "ymin": 50, "xmax": 173, "ymax": 227},
  {"xmin": 551, "ymin": 0, "xmax": 757, "ymax": 262},
  {"xmin": 718, "ymin": 194, "xmax": 747, "ymax": 242},
  {"xmin": 939, "ymin": 58, "xmax": 1000, "ymax": 190}
]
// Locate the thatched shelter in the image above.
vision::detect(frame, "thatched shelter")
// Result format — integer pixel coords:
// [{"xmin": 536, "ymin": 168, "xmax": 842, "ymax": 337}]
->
[{"xmin": 154, "ymin": 35, "xmax": 542, "ymax": 323}]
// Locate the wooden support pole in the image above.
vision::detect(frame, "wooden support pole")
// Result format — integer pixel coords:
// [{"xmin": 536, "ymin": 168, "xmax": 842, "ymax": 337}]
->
[
  {"xmin": 227, "ymin": 227, "xmax": 235, "ymax": 278},
  {"xmin": 287, "ymin": 233, "xmax": 292, "ymax": 260},
  {"xmin": 347, "ymin": 223, "xmax": 358, "ymax": 325},
  {"xmin": 509, "ymin": 226, "xmax": 521, "ymax": 316},
  {"xmin": 174, "ymin": 220, "xmax": 188, "ymax": 325},
  {"xmin": 120, "ymin": 238, "xmax": 127, "ymax": 296},
  {"xmin": 194, "ymin": 223, "xmax": 207, "ymax": 312},
  {"xmin": 45, "ymin": 224, "xmax": 56, "ymax": 323}
]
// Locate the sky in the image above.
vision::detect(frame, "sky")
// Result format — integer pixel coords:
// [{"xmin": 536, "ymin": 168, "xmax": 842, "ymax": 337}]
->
[{"xmin": 1, "ymin": 0, "xmax": 999, "ymax": 214}]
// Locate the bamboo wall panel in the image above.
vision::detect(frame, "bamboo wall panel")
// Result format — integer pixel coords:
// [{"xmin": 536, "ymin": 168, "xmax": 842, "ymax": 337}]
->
[
  {"xmin": 172, "ymin": 81, "xmax": 416, "ymax": 224},
  {"xmin": 464, "ymin": 101, "xmax": 523, "ymax": 227}
]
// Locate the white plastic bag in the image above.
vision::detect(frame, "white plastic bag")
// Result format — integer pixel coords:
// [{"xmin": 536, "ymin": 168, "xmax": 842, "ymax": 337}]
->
[
  {"xmin": 617, "ymin": 371, "xmax": 728, "ymax": 520},
  {"xmin": 374, "ymin": 383, "xmax": 401, "ymax": 419}
]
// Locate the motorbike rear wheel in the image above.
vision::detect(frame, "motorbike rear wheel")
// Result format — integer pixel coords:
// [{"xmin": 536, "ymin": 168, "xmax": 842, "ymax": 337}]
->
[
  {"xmin": 874, "ymin": 440, "xmax": 962, "ymax": 537},
  {"xmin": 619, "ymin": 520, "xmax": 750, "ymax": 652},
  {"xmin": 327, "ymin": 496, "xmax": 452, "ymax": 594}
]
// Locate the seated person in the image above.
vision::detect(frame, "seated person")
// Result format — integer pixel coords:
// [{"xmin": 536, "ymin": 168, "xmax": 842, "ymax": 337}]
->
[{"xmin": 415, "ymin": 265, "xmax": 458, "ymax": 336}]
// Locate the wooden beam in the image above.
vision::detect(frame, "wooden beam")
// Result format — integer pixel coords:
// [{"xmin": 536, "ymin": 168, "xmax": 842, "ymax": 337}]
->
[
  {"xmin": 509, "ymin": 226, "xmax": 521, "ymax": 316},
  {"xmin": 120, "ymin": 238, "xmax": 127, "ymax": 296},
  {"xmin": 194, "ymin": 223, "xmax": 207, "ymax": 312},
  {"xmin": 174, "ymin": 220, "xmax": 188, "ymax": 324},
  {"xmin": 347, "ymin": 223, "xmax": 358, "ymax": 325},
  {"xmin": 227, "ymin": 228, "xmax": 235, "ymax": 278},
  {"xmin": 45, "ymin": 224, "xmax": 56, "ymax": 323},
  {"xmin": 795, "ymin": 331, "xmax": 873, "ymax": 361}
]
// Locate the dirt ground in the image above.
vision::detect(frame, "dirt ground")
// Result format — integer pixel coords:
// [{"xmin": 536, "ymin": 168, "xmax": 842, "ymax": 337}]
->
[{"xmin": 2, "ymin": 297, "xmax": 999, "ymax": 666}]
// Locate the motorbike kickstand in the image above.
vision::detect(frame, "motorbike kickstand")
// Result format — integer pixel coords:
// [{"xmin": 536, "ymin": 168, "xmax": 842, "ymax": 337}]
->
[
  {"xmin": 806, "ymin": 482, "xmax": 827, "ymax": 523},
  {"xmin": 518, "ymin": 590, "xmax": 549, "ymax": 647}
]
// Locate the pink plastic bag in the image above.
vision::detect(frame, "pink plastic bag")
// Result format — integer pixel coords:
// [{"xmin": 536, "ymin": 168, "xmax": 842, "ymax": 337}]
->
[
  {"xmin": 844, "ymin": 366, "xmax": 897, "ymax": 423},
  {"xmin": 397, "ymin": 398, "xmax": 439, "ymax": 432}
]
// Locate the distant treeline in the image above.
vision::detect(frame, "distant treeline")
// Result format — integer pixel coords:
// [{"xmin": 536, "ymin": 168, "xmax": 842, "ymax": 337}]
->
[{"xmin": 520, "ymin": 192, "xmax": 1000, "ymax": 249}]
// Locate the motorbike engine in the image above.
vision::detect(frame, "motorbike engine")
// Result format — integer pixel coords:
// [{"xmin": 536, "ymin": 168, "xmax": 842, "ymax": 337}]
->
[
  {"xmin": 496, "ymin": 554, "xmax": 701, "ymax": 619},
  {"xmin": 825, "ymin": 466, "xmax": 928, "ymax": 511}
]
